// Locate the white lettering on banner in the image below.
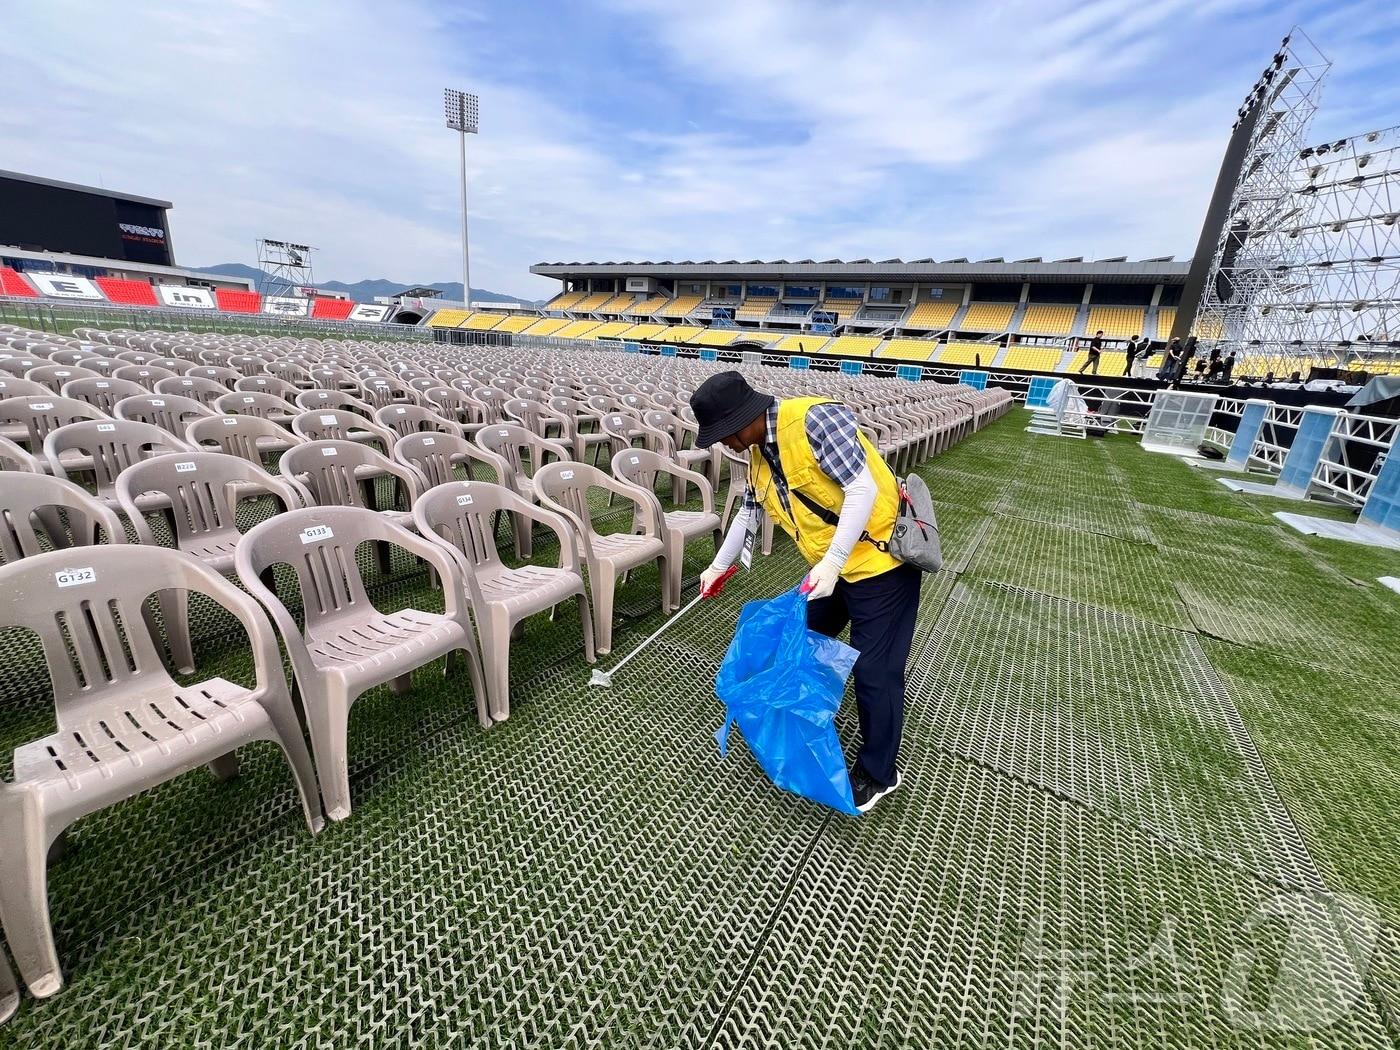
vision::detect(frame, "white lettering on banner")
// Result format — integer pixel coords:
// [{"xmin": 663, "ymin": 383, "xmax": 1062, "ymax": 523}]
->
[
  {"xmin": 97, "ymin": 423, "xmax": 115, "ymax": 432},
  {"xmin": 157, "ymin": 285, "xmax": 215, "ymax": 309},
  {"xmin": 264, "ymin": 297, "xmax": 309, "ymax": 317},
  {"xmin": 175, "ymin": 461, "xmax": 197, "ymax": 473},
  {"xmin": 30, "ymin": 274, "xmax": 103, "ymax": 300},
  {"xmin": 321, "ymin": 447, "xmax": 337, "ymax": 456},
  {"xmin": 560, "ymin": 469, "xmax": 574, "ymax": 480},
  {"xmin": 299, "ymin": 525, "xmax": 333, "ymax": 544},
  {"xmin": 55, "ymin": 567, "xmax": 96, "ymax": 588},
  {"xmin": 348, "ymin": 304, "xmax": 390, "ymax": 323},
  {"xmin": 456, "ymin": 494, "xmax": 473, "ymax": 505},
  {"xmin": 320, "ymin": 414, "xmax": 337, "ymax": 425},
  {"xmin": 119, "ymin": 222, "xmax": 165, "ymax": 239}
]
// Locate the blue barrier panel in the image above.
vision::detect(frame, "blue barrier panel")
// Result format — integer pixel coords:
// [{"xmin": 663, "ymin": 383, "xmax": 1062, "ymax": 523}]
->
[
  {"xmin": 1276, "ymin": 406, "xmax": 1340, "ymax": 498},
  {"xmin": 896, "ymin": 365, "xmax": 922, "ymax": 382},
  {"xmin": 661, "ymin": 344, "xmax": 677, "ymax": 357},
  {"xmin": 1026, "ymin": 375, "xmax": 1057, "ymax": 409},
  {"xmin": 790, "ymin": 356, "xmax": 811, "ymax": 370},
  {"xmin": 1226, "ymin": 399, "xmax": 1272, "ymax": 469},
  {"xmin": 1359, "ymin": 441, "xmax": 1400, "ymax": 537},
  {"xmin": 959, "ymin": 369, "xmax": 989, "ymax": 390},
  {"xmin": 624, "ymin": 342, "xmax": 640, "ymax": 354},
  {"xmin": 699, "ymin": 348, "xmax": 718, "ymax": 362},
  {"xmin": 840, "ymin": 360, "xmax": 863, "ymax": 375}
]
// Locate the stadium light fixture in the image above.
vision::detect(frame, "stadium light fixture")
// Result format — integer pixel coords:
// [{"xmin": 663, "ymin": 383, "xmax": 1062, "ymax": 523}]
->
[{"xmin": 445, "ymin": 88, "xmax": 479, "ymax": 309}]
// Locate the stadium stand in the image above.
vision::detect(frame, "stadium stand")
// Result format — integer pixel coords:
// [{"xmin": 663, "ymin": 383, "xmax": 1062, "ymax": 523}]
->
[
  {"xmin": 653, "ymin": 326, "xmax": 706, "ymax": 343},
  {"xmin": 625, "ymin": 295, "xmax": 669, "ymax": 316},
  {"xmin": 492, "ymin": 314, "xmax": 538, "ymax": 333},
  {"xmin": 1084, "ymin": 306, "xmax": 1145, "ymax": 339},
  {"xmin": 521, "ymin": 317, "xmax": 572, "ymax": 336},
  {"xmin": 824, "ymin": 336, "xmax": 882, "ymax": 357},
  {"xmin": 903, "ymin": 301, "xmax": 960, "ymax": 330},
  {"xmin": 464, "ymin": 312, "xmax": 506, "ymax": 330},
  {"xmin": 543, "ymin": 290, "xmax": 586, "ymax": 311},
  {"xmin": 776, "ymin": 335, "xmax": 831, "ymax": 353},
  {"xmin": 554, "ymin": 320, "xmax": 602, "ymax": 339},
  {"xmin": 214, "ymin": 289, "xmax": 262, "ymax": 314},
  {"xmin": 658, "ymin": 295, "xmax": 703, "ymax": 319},
  {"xmin": 1019, "ymin": 304, "xmax": 1078, "ymax": 335},
  {"xmin": 1155, "ymin": 307, "xmax": 1176, "ymax": 338},
  {"xmin": 569, "ymin": 292, "xmax": 614, "ymax": 313},
  {"xmin": 594, "ymin": 294, "xmax": 635, "ymax": 314},
  {"xmin": 960, "ymin": 302, "xmax": 1015, "ymax": 332},
  {"xmin": 816, "ymin": 301, "xmax": 861, "ymax": 322},
  {"xmin": 580, "ymin": 321, "xmax": 632, "ymax": 340},
  {"xmin": 1068, "ymin": 351, "xmax": 1128, "ymax": 374},
  {"xmin": 0, "ymin": 267, "xmax": 37, "ymax": 297},
  {"xmin": 876, "ymin": 338, "xmax": 940, "ymax": 361},
  {"xmin": 94, "ymin": 277, "xmax": 159, "ymax": 307},
  {"xmin": 618, "ymin": 323, "xmax": 667, "ymax": 340},
  {"xmin": 693, "ymin": 329, "xmax": 744, "ymax": 346},
  {"xmin": 311, "ymin": 298, "xmax": 355, "ymax": 321},
  {"xmin": 426, "ymin": 309, "xmax": 472, "ymax": 329},
  {"xmin": 736, "ymin": 298, "xmax": 777, "ymax": 319},
  {"xmin": 935, "ymin": 342, "xmax": 993, "ymax": 366},
  {"xmin": 1001, "ymin": 346, "xmax": 1064, "ymax": 372}
]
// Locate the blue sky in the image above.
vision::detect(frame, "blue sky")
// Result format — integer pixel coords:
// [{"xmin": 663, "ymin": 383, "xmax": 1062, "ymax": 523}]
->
[{"xmin": 3, "ymin": 0, "xmax": 1400, "ymax": 299}]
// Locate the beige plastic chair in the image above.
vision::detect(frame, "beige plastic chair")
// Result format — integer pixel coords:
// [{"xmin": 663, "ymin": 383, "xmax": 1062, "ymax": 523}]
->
[
  {"xmin": 533, "ymin": 461, "xmax": 671, "ymax": 655},
  {"xmin": 234, "ymin": 506, "xmax": 486, "ymax": 819},
  {"xmin": 110, "ymin": 363, "xmax": 178, "ymax": 389},
  {"xmin": 279, "ymin": 439, "xmax": 420, "ymax": 528},
  {"xmin": 235, "ymin": 374, "xmax": 301, "ymax": 400},
  {"xmin": 374, "ymin": 403, "xmax": 462, "ymax": 441},
  {"xmin": 44, "ymin": 419, "xmax": 192, "ymax": 509},
  {"xmin": 0, "ymin": 436, "xmax": 41, "ymax": 473},
  {"xmin": 24, "ymin": 365, "xmax": 102, "ymax": 393},
  {"xmin": 114, "ymin": 392, "xmax": 213, "ymax": 438},
  {"xmin": 291, "ymin": 408, "xmax": 396, "ymax": 454},
  {"xmin": 391, "ymin": 431, "xmax": 496, "ymax": 490},
  {"xmin": 547, "ymin": 395, "xmax": 612, "ymax": 465},
  {"xmin": 116, "ymin": 452, "xmax": 311, "ymax": 672},
  {"xmin": 294, "ymin": 388, "xmax": 372, "ymax": 415},
  {"xmin": 612, "ymin": 448, "xmax": 721, "ymax": 611},
  {"xmin": 59, "ymin": 376, "xmax": 147, "ymax": 414},
  {"xmin": 154, "ymin": 374, "xmax": 228, "ymax": 407},
  {"xmin": 420, "ymin": 386, "xmax": 484, "ymax": 436},
  {"xmin": 214, "ymin": 390, "xmax": 298, "ymax": 424},
  {"xmin": 473, "ymin": 424, "xmax": 572, "ymax": 559},
  {"xmin": 0, "ymin": 377, "xmax": 50, "ymax": 401},
  {"xmin": 718, "ymin": 447, "xmax": 774, "ymax": 556},
  {"xmin": 643, "ymin": 409, "xmax": 715, "ymax": 503},
  {"xmin": 414, "ymin": 481, "xmax": 595, "ymax": 722},
  {"xmin": 1, "ymin": 944, "xmax": 15, "ymax": 1024},
  {"xmin": 0, "ymin": 472, "xmax": 126, "ymax": 566},
  {"xmin": 186, "ymin": 414, "xmax": 304, "ymax": 467},
  {"xmin": 0, "ymin": 395, "xmax": 105, "ymax": 455},
  {"xmin": 0, "ymin": 545, "xmax": 322, "ymax": 998}
]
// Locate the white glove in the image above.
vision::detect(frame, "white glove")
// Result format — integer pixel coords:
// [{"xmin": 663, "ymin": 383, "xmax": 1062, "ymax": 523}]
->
[
  {"xmin": 700, "ymin": 562, "xmax": 737, "ymax": 598},
  {"xmin": 801, "ymin": 557, "xmax": 840, "ymax": 601}
]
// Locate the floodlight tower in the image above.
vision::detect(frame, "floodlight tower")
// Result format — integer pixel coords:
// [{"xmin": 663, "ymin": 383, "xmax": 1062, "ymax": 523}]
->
[
  {"xmin": 444, "ymin": 88, "xmax": 479, "ymax": 308},
  {"xmin": 256, "ymin": 238, "xmax": 316, "ymax": 300}
]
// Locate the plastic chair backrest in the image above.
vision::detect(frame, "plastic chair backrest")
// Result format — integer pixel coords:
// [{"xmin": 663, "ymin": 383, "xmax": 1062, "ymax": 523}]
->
[
  {"xmin": 0, "ymin": 395, "xmax": 106, "ymax": 449},
  {"xmin": 44, "ymin": 418, "xmax": 191, "ymax": 496},
  {"xmin": 294, "ymin": 389, "xmax": 371, "ymax": 415},
  {"xmin": 375, "ymin": 403, "xmax": 461, "ymax": 440},
  {"xmin": 60, "ymin": 376, "xmax": 146, "ymax": 414},
  {"xmin": 215, "ymin": 391, "xmax": 297, "ymax": 420},
  {"xmin": 186, "ymin": 414, "xmax": 303, "ymax": 464},
  {"xmin": 279, "ymin": 439, "xmax": 419, "ymax": 510},
  {"xmin": 154, "ymin": 374, "xmax": 227, "ymax": 406},
  {"xmin": 0, "ymin": 472, "xmax": 126, "ymax": 565},
  {"xmin": 392, "ymin": 431, "xmax": 489, "ymax": 490},
  {"xmin": 25, "ymin": 364, "xmax": 101, "ymax": 392},
  {"xmin": 114, "ymin": 393, "xmax": 212, "ymax": 437},
  {"xmin": 235, "ymin": 375, "xmax": 300, "ymax": 399},
  {"xmin": 291, "ymin": 408, "xmax": 395, "ymax": 449},
  {"xmin": 111, "ymin": 363, "xmax": 178, "ymax": 388}
]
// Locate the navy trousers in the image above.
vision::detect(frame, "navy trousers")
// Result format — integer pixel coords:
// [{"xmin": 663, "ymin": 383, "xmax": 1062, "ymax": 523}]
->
[{"xmin": 806, "ymin": 562, "xmax": 922, "ymax": 786}]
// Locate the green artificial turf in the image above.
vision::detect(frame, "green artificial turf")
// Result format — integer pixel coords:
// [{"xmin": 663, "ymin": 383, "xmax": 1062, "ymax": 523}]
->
[{"xmin": 1, "ymin": 410, "xmax": 1398, "ymax": 1049}]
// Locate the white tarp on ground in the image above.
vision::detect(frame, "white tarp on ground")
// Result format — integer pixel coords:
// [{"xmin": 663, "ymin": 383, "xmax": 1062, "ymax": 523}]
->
[{"xmin": 1045, "ymin": 378, "xmax": 1089, "ymax": 423}]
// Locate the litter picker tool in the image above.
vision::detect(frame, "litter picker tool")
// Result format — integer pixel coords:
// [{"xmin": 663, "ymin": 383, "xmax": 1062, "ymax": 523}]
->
[{"xmin": 589, "ymin": 566, "xmax": 736, "ymax": 689}]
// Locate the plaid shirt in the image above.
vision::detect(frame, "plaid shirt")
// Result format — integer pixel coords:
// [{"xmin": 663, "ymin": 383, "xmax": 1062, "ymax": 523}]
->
[{"xmin": 744, "ymin": 401, "xmax": 866, "ymax": 516}]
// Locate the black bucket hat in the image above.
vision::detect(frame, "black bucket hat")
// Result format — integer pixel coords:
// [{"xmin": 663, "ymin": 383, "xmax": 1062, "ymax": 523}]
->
[{"xmin": 691, "ymin": 371, "xmax": 775, "ymax": 448}]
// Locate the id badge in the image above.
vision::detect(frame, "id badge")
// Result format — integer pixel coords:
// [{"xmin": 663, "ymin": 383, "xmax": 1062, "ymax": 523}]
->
[{"xmin": 740, "ymin": 514, "xmax": 757, "ymax": 569}]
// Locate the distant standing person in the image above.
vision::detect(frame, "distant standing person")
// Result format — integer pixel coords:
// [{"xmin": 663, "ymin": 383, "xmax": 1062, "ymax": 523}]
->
[
  {"xmin": 1078, "ymin": 330, "xmax": 1104, "ymax": 374},
  {"xmin": 1158, "ymin": 338, "xmax": 1182, "ymax": 381},
  {"xmin": 1222, "ymin": 352, "xmax": 1237, "ymax": 383},
  {"xmin": 1124, "ymin": 335, "xmax": 1141, "ymax": 376},
  {"xmin": 1174, "ymin": 335, "xmax": 1198, "ymax": 388}
]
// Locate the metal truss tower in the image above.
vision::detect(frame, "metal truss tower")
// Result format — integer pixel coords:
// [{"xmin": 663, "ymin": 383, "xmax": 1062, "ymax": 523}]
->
[
  {"xmin": 1193, "ymin": 30, "xmax": 1331, "ymax": 373},
  {"xmin": 256, "ymin": 239, "xmax": 317, "ymax": 301}
]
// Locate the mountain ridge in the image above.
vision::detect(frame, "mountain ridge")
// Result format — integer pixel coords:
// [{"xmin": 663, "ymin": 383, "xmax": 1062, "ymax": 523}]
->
[{"xmin": 186, "ymin": 263, "xmax": 539, "ymax": 306}]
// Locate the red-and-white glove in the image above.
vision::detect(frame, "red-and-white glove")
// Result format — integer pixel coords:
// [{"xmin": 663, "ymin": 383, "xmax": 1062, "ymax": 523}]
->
[
  {"xmin": 800, "ymin": 557, "xmax": 840, "ymax": 601},
  {"xmin": 700, "ymin": 563, "xmax": 738, "ymax": 598}
]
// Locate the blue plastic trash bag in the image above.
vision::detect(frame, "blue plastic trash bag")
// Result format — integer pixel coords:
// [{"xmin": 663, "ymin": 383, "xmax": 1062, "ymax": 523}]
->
[{"xmin": 714, "ymin": 586, "xmax": 860, "ymax": 814}]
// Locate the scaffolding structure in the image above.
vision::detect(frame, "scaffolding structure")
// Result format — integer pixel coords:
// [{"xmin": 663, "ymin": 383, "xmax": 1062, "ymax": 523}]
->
[
  {"xmin": 1194, "ymin": 30, "xmax": 1331, "ymax": 376},
  {"xmin": 255, "ymin": 239, "xmax": 316, "ymax": 301}
]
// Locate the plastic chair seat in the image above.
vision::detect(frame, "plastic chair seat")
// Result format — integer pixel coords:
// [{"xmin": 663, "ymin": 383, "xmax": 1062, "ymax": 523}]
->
[
  {"xmin": 589, "ymin": 531, "xmax": 665, "ymax": 572},
  {"xmin": 305, "ymin": 609, "xmax": 465, "ymax": 687},
  {"xmin": 14, "ymin": 678, "xmax": 262, "ymax": 795},
  {"xmin": 476, "ymin": 563, "xmax": 583, "ymax": 617},
  {"xmin": 665, "ymin": 508, "xmax": 721, "ymax": 540}
]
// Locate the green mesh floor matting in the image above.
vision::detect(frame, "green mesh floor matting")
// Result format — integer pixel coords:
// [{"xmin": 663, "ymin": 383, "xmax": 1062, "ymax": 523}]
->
[{"xmin": 3, "ymin": 410, "xmax": 1400, "ymax": 1048}]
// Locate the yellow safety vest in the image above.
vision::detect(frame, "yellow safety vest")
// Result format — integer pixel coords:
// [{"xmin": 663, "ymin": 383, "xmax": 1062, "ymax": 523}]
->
[{"xmin": 749, "ymin": 396, "xmax": 902, "ymax": 582}]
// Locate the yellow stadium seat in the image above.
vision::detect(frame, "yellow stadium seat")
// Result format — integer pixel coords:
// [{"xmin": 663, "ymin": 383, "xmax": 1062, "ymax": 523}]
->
[
  {"xmin": 1191, "ymin": 315, "xmax": 1223, "ymax": 339},
  {"xmin": 626, "ymin": 296, "xmax": 669, "ymax": 316},
  {"xmin": 960, "ymin": 303, "xmax": 1016, "ymax": 332},
  {"xmin": 903, "ymin": 301, "xmax": 960, "ymax": 330},
  {"xmin": 695, "ymin": 329, "xmax": 743, "ymax": 346},
  {"xmin": 426, "ymin": 309, "xmax": 471, "ymax": 329},
  {"xmin": 1084, "ymin": 306, "xmax": 1145, "ymax": 340},
  {"xmin": 877, "ymin": 338, "xmax": 940, "ymax": 361},
  {"xmin": 492, "ymin": 314, "xmax": 537, "ymax": 333},
  {"xmin": 659, "ymin": 296, "xmax": 703, "ymax": 319},
  {"xmin": 580, "ymin": 321, "xmax": 632, "ymax": 340},
  {"xmin": 569, "ymin": 293, "xmax": 613, "ymax": 314},
  {"xmin": 1154, "ymin": 307, "xmax": 1176, "ymax": 339},
  {"xmin": 463, "ymin": 312, "xmax": 506, "ymax": 330},
  {"xmin": 1000, "ymin": 346, "xmax": 1064, "ymax": 372},
  {"xmin": 737, "ymin": 298, "xmax": 777, "ymax": 319},
  {"xmin": 816, "ymin": 301, "xmax": 860, "ymax": 322},
  {"xmin": 554, "ymin": 320, "xmax": 602, "ymax": 339},
  {"xmin": 593, "ymin": 294, "xmax": 636, "ymax": 314},
  {"xmin": 521, "ymin": 318, "xmax": 572, "ymax": 337},
  {"xmin": 543, "ymin": 291, "xmax": 586, "ymax": 311},
  {"xmin": 825, "ymin": 336, "xmax": 881, "ymax": 357},
  {"xmin": 935, "ymin": 342, "xmax": 992, "ymax": 366},
  {"xmin": 1019, "ymin": 304, "xmax": 1077, "ymax": 335},
  {"xmin": 776, "ymin": 335, "xmax": 831, "ymax": 353},
  {"xmin": 1067, "ymin": 352, "xmax": 1128, "ymax": 375},
  {"xmin": 618, "ymin": 323, "xmax": 666, "ymax": 340}
]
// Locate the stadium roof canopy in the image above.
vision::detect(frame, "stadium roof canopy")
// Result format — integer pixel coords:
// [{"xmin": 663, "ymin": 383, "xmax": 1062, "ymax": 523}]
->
[
  {"xmin": 530, "ymin": 257, "xmax": 1192, "ymax": 285},
  {"xmin": 0, "ymin": 168, "xmax": 173, "ymax": 210}
]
